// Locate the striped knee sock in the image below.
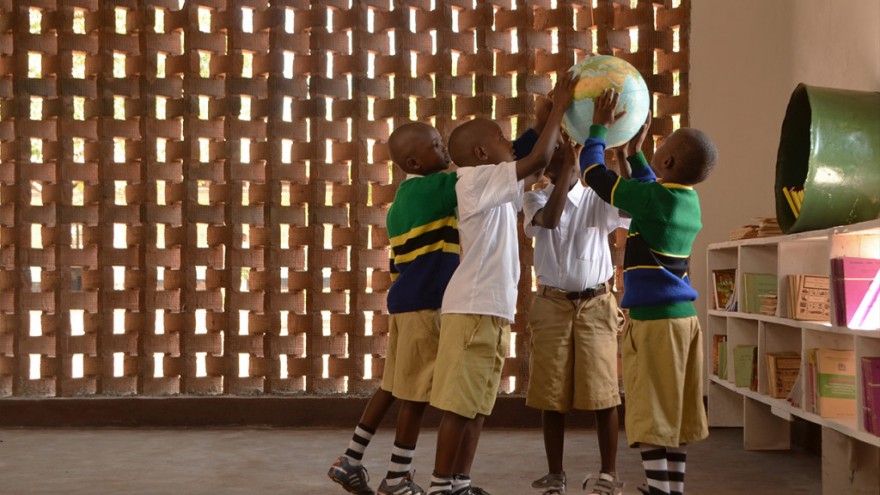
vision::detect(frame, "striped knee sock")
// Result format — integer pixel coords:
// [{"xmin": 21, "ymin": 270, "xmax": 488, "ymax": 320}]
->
[
  {"xmin": 667, "ymin": 446, "xmax": 687, "ymax": 495},
  {"xmin": 640, "ymin": 444, "xmax": 670, "ymax": 495},
  {"xmin": 428, "ymin": 474, "xmax": 453, "ymax": 494},
  {"xmin": 385, "ymin": 442, "xmax": 416, "ymax": 485},
  {"xmin": 451, "ymin": 473, "xmax": 471, "ymax": 494},
  {"xmin": 344, "ymin": 423, "xmax": 375, "ymax": 467}
]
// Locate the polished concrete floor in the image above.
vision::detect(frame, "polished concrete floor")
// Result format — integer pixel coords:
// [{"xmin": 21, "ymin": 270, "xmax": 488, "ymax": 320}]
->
[{"xmin": 0, "ymin": 427, "xmax": 820, "ymax": 494}]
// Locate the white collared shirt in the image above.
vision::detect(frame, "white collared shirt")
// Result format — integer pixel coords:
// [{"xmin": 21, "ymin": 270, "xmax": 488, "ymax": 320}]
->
[
  {"xmin": 523, "ymin": 181, "xmax": 630, "ymax": 292},
  {"xmin": 441, "ymin": 162, "xmax": 523, "ymax": 323}
]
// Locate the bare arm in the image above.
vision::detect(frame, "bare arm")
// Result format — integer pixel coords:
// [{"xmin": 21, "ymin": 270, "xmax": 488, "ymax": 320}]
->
[
  {"xmin": 532, "ymin": 138, "xmax": 578, "ymax": 229},
  {"xmin": 515, "ymin": 72, "xmax": 578, "ymax": 180}
]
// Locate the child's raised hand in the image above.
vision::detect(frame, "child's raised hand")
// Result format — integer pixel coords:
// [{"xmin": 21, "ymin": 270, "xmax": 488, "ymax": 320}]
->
[
  {"xmin": 624, "ymin": 112, "xmax": 652, "ymax": 156},
  {"xmin": 592, "ymin": 89, "xmax": 627, "ymax": 128},
  {"xmin": 552, "ymin": 71, "xmax": 579, "ymax": 111}
]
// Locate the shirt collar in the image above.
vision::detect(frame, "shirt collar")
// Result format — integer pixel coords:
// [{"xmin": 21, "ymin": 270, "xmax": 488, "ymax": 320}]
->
[
  {"xmin": 662, "ymin": 182, "xmax": 694, "ymax": 190},
  {"xmin": 404, "ymin": 173, "xmax": 423, "ymax": 181}
]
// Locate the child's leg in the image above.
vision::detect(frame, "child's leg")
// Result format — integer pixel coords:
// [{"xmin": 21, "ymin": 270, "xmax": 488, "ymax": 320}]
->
[
  {"xmin": 429, "ymin": 411, "xmax": 470, "ymax": 494},
  {"xmin": 383, "ymin": 399, "xmax": 428, "ymax": 485},
  {"xmin": 542, "ymin": 410, "xmax": 566, "ymax": 474},
  {"xmin": 639, "ymin": 443, "xmax": 669, "ymax": 495},
  {"xmin": 666, "ymin": 445, "xmax": 687, "ymax": 495},
  {"xmin": 593, "ymin": 406, "xmax": 619, "ymax": 474},
  {"xmin": 450, "ymin": 415, "xmax": 485, "ymax": 493},
  {"xmin": 345, "ymin": 387, "xmax": 396, "ymax": 465}
]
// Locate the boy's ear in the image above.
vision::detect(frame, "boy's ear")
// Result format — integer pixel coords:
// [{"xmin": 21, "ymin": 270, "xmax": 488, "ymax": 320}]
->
[
  {"xmin": 405, "ymin": 157, "xmax": 419, "ymax": 171},
  {"xmin": 474, "ymin": 145, "xmax": 489, "ymax": 161}
]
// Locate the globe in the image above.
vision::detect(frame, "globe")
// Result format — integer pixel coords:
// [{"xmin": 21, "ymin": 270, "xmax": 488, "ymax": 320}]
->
[{"xmin": 562, "ymin": 55, "xmax": 651, "ymax": 148}]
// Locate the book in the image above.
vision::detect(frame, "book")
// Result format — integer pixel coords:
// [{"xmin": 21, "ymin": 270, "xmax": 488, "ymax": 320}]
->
[
  {"xmin": 712, "ymin": 269, "xmax": 736, "ymax": 310},
  {"xmin": 815, "ymin": 348, "xmax": 856, "ymax": 419},
  {"xmin": 733, "ymin": 345, "xmax": 757, "ymax": 388},
  {"xmin": 712, "ymin": 334, "xmax": 728, "ymax": 376},
  {"xmin": 719, "ymin": 342, "xmax": 728, "ymax": 380},
  {"xmin": 831, "ymin": 257, "xmax": 880, "ymax": 330},
  {"xmin": 765, "ymin": 352, "xmax": 801, "ymax": 398},
  {"xmin": 862, "ymin": 357, "xmax": 880, "ymax": 434},
  {"xmin": 742, "ymin": 273, "xmax": 778, "ymax": 315},
  {"xmin": 786, "ymin": 274, "xmax": 830, "ymax": 321}
]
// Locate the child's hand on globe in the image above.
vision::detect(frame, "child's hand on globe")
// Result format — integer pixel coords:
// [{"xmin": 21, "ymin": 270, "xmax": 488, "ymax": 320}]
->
[
  {"xmin": 552, "ymin": 71, "xmax": 579, "ymax": 111},
  {"xmin": 592, "ymin": 89, "xmax": 627, "ymax": 127},
  {"xmin": 623, "ymin": 112, "xmax": 652, "ymax": 157}
]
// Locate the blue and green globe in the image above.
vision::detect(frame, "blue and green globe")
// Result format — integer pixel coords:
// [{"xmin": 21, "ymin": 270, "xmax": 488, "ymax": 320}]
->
[{"xmin": 562, "ymin": 55, "xmax": 650, "ymax": 148}]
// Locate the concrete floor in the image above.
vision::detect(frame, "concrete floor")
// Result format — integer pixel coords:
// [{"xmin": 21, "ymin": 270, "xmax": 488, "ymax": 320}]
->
[{"xmin": 0, "ymin": 427, "xmax": 819, "ymax": 494}]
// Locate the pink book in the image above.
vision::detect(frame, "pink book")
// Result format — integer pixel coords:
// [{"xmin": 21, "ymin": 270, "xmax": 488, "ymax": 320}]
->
[
  {"xmin": 833, "ymin": 257, "xmax": 880, "ymax": 330},
  {"xmin": 863, "ymin": 358, "xmax": 880, "ymax": 433}
]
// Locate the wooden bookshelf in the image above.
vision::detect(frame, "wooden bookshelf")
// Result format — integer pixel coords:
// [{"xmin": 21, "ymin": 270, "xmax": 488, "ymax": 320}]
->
[{"xmin": 706, "ymin": 219, "xmax": 880, "ymax": 494}]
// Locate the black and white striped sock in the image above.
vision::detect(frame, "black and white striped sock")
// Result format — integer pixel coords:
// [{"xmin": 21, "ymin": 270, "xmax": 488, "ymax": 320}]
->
[
  {"xmin": 667, "ymin": 446, "xmax": 687, "ymax": 495},
  {"xmin": 640, "ymin": 444, "xmax": 670, "ymax": 495},
  {"xmin": 428, "ymin": 473, "xmax": 453, "ymax": 494},
  {"xmin": 344, "ymin": 423, "xmax": 375, "ymax": 467},
  {"xmin": 384, "ymin": 442, "xmax": 415, "ymax": 486},
  {"xmin": 451, "ymin": 473, "xmax": 471, "ymax": 494}
]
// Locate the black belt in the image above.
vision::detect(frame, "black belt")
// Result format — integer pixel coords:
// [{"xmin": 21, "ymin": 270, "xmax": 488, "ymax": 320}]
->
[{"xmin": 540, "ymin": 282, "xmax": 609, "ymax": 301}]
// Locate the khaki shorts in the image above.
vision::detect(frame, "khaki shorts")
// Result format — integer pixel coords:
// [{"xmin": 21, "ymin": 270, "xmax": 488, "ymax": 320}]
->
[
  {"xmin": 526, "ymin": 289, "xmax": 623, "ymax": 412},
  {"xmin": 430, "ymin": 313, "xmax": 510, "ymax": 419},
  {"xmin": 622, "ymin": 316, "xmax": 709, "ymax": 447},
  {"xmin": 380, "ymin": 310, "xmax": 440, "ymax": 403}
]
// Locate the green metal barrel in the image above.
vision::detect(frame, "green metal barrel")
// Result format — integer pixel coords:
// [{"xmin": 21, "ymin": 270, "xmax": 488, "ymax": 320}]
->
[{"xmin": 775, "ymin": 84, "xmax": 880, "ymax": 234}]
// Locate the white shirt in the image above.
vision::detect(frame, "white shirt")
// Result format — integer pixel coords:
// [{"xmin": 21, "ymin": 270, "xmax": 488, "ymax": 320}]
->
[
  {"xmin": 442, "ymin": 162, "xmax": 523, "ymax": 323},
  {"xmin": 523, "ymin": 181, "xmax": 630, "ymax": 292}
]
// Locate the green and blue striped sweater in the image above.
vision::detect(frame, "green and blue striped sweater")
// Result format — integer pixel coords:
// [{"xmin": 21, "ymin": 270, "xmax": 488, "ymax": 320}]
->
[
  {"xmin": 580, "ymin": 125, "xmax": 702, "ymax": 320},
  {"xmin": 386, "ymin": 172, "xmax": 460, "ymax": 314}
]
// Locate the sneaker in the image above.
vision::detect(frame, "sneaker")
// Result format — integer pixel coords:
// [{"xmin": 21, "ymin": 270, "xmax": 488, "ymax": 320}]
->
[
  {"xmin": 532, "ymin": 472, "xmax": 566, "ymax": 490},
  {"xmin": 452, "ymin": 487, "xmax": 492, "ymax": 495},
  {"xmin": 581, "ymin": 472, "xmax": 623, "ymax": 495},
  {"xmin": 328, "ymin": 456, "xmax": 375, "ymax": 494},
  {"xmin": 377, "ymin": 472, "xmax": 425, "ymax": 495}
]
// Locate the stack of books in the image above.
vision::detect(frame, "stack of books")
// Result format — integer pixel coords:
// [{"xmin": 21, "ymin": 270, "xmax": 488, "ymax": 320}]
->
[
  {"xmin": 862, "ymin": 357, "xmax": 880, "ymax": 435},
  {"xmin": 755, "ymin": 216, "xmax": 783, "ymax": 237},
  {"xmin": 786, "ymin": 274, "xmax": 830, "ymax": 321},
  {"xmin": 766, "ymin": 352, "xmax": 800, "ymax": 398},
  {"xmin": 729, "ymin": 217, "xmax": 784, "ymax": 240},
  {"xmin": 759, "ymin": 291, "xmax": 778, "ymax": 316},
  {"xmin": 831, "ymin": 257, "xmax": 880, "ymax": 330},
  {"xmin": 807, "ymin": 348, "xmax": 856, "ymax": 418}
]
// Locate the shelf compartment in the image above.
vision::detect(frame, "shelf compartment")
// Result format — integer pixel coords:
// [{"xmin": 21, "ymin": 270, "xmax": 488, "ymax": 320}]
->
[{"xmin": 759, "ymin": 322, "xmax": 802, "ymax": 397}]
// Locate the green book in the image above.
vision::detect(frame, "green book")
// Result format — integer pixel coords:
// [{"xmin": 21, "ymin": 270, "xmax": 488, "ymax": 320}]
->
[
  {"xmin": 733, "ymin": 345, "xmax": 757, "ymax": 388},
  {"xmin": 742, "ymin": 273, "xmax": 778, "ymax": 314}
]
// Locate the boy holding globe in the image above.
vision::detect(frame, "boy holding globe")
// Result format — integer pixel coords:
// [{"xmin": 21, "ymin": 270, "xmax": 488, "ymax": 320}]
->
[
  {"xmin": 514, "ymin": 93, "xmax": 631, "ymax": 495},
  {"xmin": 580, "ymin": 89, "xmax": 718, "ymax": 495},
  {"xmin": 426, "ymin": 72, "xmax": 578, "ymax": 495}
]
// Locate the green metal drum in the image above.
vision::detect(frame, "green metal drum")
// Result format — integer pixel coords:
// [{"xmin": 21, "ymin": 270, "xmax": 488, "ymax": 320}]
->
[{"xmin": 775, "ymin": 84, "xmax": 880, "ymax": 234}]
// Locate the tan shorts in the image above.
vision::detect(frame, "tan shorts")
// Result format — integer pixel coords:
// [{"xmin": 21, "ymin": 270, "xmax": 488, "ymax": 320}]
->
[
  {"xmin": 622, "ymin": 316, "xmax": 709, "ymax": 447},
  {"xmin": 430, "ymin": 313, "xmax": 510, "ymax": 419},
  {"xmin": 380, "ymin": 310, "xmax": 440, "ymax": 403},
  {"xmin": 526, "ymin": 289, "xmax": 623, "ymax": 412}
]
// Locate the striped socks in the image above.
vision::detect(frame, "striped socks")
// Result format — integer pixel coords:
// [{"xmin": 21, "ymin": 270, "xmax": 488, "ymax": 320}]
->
[
  {"xmin": 667, "ymin": 446, "xmax": 687, "ymax": 495},
  {"xmin": 451, "ymin": 473, "xmax": 471, "ymax": 494},
  {"xmin": 344, "ymin": 423, "xmax": 375, "ymax": 467},
  {"xmin": 428, "ymin": 474, "xmax": 453, "ymax": 494},
  {"xmin": 640, "ymin": 444, "xmax": 670, "ymax": 495},
  {"xmin": 384, "ymin": 442, "xmax": 416, "ymax": 486}
]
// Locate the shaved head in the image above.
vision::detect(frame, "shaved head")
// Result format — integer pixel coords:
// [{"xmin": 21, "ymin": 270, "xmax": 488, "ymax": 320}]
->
[
  {"xmin": 388, "ymin": 122, "xmax": 436, "ymax": 172},
  {"xmin": 448, "ymin": 118, "xmax": 506, "ymax": 167},
  {"xmin": 669, "ymin": 128, "xmax": 718, "ymax": 184}
]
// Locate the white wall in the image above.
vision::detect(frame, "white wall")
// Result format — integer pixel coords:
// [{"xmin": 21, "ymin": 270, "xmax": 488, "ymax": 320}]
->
[{"xmin": 690, "ymin": 0, "xmax": 880, "ymax": 326}]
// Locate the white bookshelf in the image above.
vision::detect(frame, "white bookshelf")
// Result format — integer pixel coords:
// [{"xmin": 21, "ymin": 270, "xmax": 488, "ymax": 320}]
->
[{"xmin": 706, "ymin": 219, "xmax": 880, "ymax": 494}]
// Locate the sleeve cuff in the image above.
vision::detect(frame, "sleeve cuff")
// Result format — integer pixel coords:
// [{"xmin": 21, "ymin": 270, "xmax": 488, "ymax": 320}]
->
[
  {"xmin": 588, "ymin": 125, "xmax": 608, "ymax": 140},
  {"xmin": 627, "ymin": 151, "xmax": 649, "ymax": 170}
]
